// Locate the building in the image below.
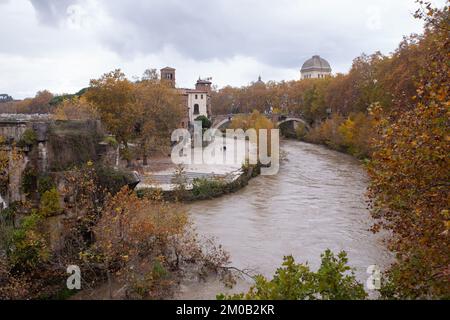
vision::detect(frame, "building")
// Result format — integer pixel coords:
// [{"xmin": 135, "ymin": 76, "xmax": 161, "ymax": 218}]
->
[
  {"xmin": 0, "ymin": 94, "xmax": 13, "ymax": 103},
  {"xmin": 160, "ymin": 67, "xmax": 212, "ymax": 128},
  {"xmin": 300, "ymin": 55, "xmax": 332, "ymax": 79},
  {"xmin": 255, "ymin": 75, "xmax": 265, "ymax": 86},
  {"xmin": 160, "ymin": 67, "xmax": 176, "ymax": 88}
]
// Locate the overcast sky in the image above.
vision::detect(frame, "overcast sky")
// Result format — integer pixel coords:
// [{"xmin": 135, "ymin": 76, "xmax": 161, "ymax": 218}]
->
[{"xmin": 0, "ymin": 0, "xmax": 445, "ymax": 99}]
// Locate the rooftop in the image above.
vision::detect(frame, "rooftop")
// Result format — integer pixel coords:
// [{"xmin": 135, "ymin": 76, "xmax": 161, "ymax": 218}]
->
[
  {"xmin": 161, "ymin": 66, "xmax": 175, "ymax": 71},
  {"xmin": 301, "ymin": 55, "xmax": 332, "ymax": 73}
]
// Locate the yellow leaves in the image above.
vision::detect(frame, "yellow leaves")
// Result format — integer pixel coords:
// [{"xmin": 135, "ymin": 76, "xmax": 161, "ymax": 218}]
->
[
  {"xmin": 93, "ymin": 186, "xmax": 189, "ymax": 270},
  {"xmin": 338, "ymin": 118, "xmax": 355, "ymax": 145},
  {"xmin": 52, "ymin": 96, "xmax": 97, "ymax": 121}
]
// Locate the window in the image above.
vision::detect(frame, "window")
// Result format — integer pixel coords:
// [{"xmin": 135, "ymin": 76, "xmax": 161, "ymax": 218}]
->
[
  {"xmin": 201, "ymin": 94, "xmax": 204, "ymax": 99},
  {"xmin": 193, "ymin": 104, "xmax": 200, "ymax": 115}
]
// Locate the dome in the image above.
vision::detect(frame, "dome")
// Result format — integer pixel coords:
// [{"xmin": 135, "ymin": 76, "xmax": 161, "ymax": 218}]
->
[
  {"xmin": 301, "ymin": 55, "xmax": 332, "ymax": 73},
  {"xmin": 255, "ymin": 75, "xmax": 265, "ymax": 85}
]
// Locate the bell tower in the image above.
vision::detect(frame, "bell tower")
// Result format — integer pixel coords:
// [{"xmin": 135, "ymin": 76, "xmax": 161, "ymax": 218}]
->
[{"xmin": 160, "ymin": 67, "xmax": 176, "ymax": 88}]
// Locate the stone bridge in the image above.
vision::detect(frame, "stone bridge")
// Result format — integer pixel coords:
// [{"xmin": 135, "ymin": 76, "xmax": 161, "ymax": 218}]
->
[{"xmin": 211, "ymin": 113, "xmax": 310, "ymax": 130}]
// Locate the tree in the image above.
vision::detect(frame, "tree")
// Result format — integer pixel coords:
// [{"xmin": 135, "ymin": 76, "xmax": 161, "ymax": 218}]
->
[
  {"xmin": 195, "ymin": 115, "xmax": 212, "ymax": 129},
  {"xmin": 52, "ymin": 96, "xmax": 97, "ymax": 120},
  {"xmin": 218, "ymin": 250, "xmax": 367, "ymax": 300},
  {"xmin": 134, "ymin": 77, "xmax": 183, "ymax": 165},
  {"xmin": 90, "ymin": 187, "xmax": 230, "ymax": 299},
  {"xmin": 85, "ymin": 69, "xmax": 137, "ymax": 165},
  {"xmin": 368, "ymin": 2, "xmax": 450, "ymax": 299}
]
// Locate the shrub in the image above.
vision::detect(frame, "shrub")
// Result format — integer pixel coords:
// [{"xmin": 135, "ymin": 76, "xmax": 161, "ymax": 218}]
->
[
  {"xmin": 192, "ymin": 177, "xmax": 226, "ymax": 199},
  {"xmin": 94, "ymin": 164, "xmax": 134, "ymax": 195},
  {"xmin": 218, "ymin": 250, "xmax": 367, "ymax": 300},
  {"xmin": 338, "ymin": 112, "xmax": 375, "ymax": 159},
  {"xmin": 304, "ymin": 112, "xmax": 375, "ymax": 159},
  {"xmin": 37, "ymin": 175, "xmax": 55, "ymax": 195},
  {"xmin": 39, "ymin": 188, "xmax": 62, "ymax": 217},
  {"xmin": 0, "ymin": 201, "xmax": 20, "ymax": 226},
  {"xmin": 17, "ymin": 129, "xmax": 37, "ymax": 148},
  {"xmin": 295, "ymin": 123, "xmax": 308, "ymax": 140},
  {"xmin": 171, "ymin": 165, "xmax": 189, "ymax": 201},
  {"xmin": 8, "ymin": 212, "xmax": 49, "ymax": 271},
  {"xmin": 21, "ymin": 168, "xmax": 37, "ymax": 195},
  {"xmin": 195, "ymin": 115, "xmax": 212, "ymax": 129},
  {"xmin": 304, "ymin": 114, "xmax": 345, "ymax": 150},
  {"xmin": 103, "ymin": 136, "xmax": 119, "ymax": 149}
]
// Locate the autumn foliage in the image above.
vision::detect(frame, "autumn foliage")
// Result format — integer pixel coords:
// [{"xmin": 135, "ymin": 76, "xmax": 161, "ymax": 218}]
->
[
  {"xmin": 367, "ymin": 2, "xmax": 449, "ymax": 299},
  {"xmin": 214, "ymin": 1, "xmax": 449, "ymax": 299}
]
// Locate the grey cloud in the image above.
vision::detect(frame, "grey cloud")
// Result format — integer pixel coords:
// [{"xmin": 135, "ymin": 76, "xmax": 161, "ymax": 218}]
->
[
  {"xmin": 23, "ymin": 0, "xmax": 424, "ymax": 71},
  {"xmin": 29, "ymin": 0, "xmax": 78, "ymax": 25},
  {"xmin": 90, "ymin": 0, "xmax": 407, "ymax": 69},
  {"xmin": 0, "ymin": 0, "xmax": 429, "ymax": 98}
]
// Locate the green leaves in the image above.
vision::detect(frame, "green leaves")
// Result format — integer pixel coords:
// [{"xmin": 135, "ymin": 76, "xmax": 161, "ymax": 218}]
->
[
  {"xmin": 39, "ymin": 188, "xmax": 62, "ymax": 217},
  {"xmin": 218, "ymin": 250, "xmax": 367, "ymax": 300}
]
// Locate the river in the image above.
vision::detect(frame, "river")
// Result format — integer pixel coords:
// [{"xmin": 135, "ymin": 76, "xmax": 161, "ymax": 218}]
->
[{"xmin": 177, "ymin": 139, "xmax": 392, "ymax": 299}]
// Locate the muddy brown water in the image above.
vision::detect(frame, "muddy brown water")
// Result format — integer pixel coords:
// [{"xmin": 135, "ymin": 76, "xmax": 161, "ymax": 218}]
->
[{"xmin": 176, "ymin": 140, "xmax": 392, "ymax": 299}]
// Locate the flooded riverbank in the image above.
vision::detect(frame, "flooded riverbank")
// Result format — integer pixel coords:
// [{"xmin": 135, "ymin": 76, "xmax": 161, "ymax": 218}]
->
[{"xmin": 177, "ymin": 140, "xmax": 392, "ymax": 299}]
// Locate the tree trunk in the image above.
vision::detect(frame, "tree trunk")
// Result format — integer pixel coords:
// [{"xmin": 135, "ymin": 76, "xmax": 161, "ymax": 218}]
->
[
  {"xmin": 143, "ymin": 151, "xmax": 148, "ymax": 166},
  {"xmin": 107, "ymin": 270, "xmax": 113, "ymax": 300},
  {"xmin": 124, "ymin": 142, "xmax": 131, "ymax": 167}
]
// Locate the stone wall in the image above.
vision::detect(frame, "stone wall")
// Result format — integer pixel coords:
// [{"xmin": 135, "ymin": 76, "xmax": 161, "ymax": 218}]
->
[
  {"xmin": 0, "ymin": 119, "xmax": 117, "ymax": 207},
  {"xmin": 0, "ymin": 121, "xmax": 28, "ymax": 142}
]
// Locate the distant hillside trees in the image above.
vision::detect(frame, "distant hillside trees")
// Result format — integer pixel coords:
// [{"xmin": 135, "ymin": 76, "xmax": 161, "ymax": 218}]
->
[
  {"xmin": 0, "ymin": 90, "xmax": 54, "ymax": 114},
  {"xmin": 0, "ymin": 94, "xmax": 13, "ymax": 103}
]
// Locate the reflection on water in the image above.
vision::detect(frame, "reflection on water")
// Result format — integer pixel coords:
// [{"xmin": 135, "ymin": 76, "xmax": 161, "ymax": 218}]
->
[{"xmin": 177, "ymin": 140, "xmax": 392, "ymax": 299}]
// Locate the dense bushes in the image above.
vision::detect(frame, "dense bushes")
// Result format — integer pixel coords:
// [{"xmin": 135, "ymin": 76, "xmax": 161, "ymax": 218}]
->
[
  {"xmin": 39, "ymin": 188, "xmax": 62, "ymax": 217},
  {"xmin": 195, "ymin": 115, "xmax": 212, "ymax": 129},
  {"xmin": 94, "ymin": 164, "xmax": 135, "ymax": 195},
  {"xmin": 218, "ymin": 250, "xmax": 367, "ymax": 300},
  {"xmin": 7, "ymin": 212, "xmax": 49, "ymax": 272},
  {"xmin": 192, "ymin": 178, "xmax": 227, "ymax": 199},
  {"xmin": 303, "ymin": 112, "xmax": 375, "ymax": 159},
  {"xmin": 1, "ymin": 164, "xmax": 232, "ymax": 299},
  {"xmin": 17, "ymin": 129, "xmax": 37, "ymax": 149}
]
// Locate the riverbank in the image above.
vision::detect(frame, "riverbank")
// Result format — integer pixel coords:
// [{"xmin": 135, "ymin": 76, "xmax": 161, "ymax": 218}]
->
[
  {"xmin": 136, "ymin": 162, "xmax": 262, "ymax": 202},
  {"xmin": 135, "ymin": 135, "xmax": 261, "ymax": 201},
  {"xmin": 178, "ymin": 140, "xmax": 392, "ymax": 299},
  {"xmin": 294, "ymin": 113, "xmax": 374, "ymax": 161}
]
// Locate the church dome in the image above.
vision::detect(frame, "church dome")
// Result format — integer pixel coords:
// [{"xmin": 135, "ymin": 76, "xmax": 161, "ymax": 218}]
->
[
  {"xmin": 301, "ymin": 55, "xmax": 332, "ymax": 73},
  {"xmin": 255, "ymin": 75, "xmax": 265, "ymax": 85}
]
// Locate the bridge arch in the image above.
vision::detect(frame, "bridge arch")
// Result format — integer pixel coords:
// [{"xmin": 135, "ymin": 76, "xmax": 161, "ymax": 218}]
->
[
  {"xmin": 277, "ymin": 118, "xmax": 310, "ymax": 130},
  {"xmin": 212, "ymin": 117, "xmax": 233, "ymax": 129},
  {"xmin": 211, "ymin": 114, "xmax": 310, "ymax": 130}
]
